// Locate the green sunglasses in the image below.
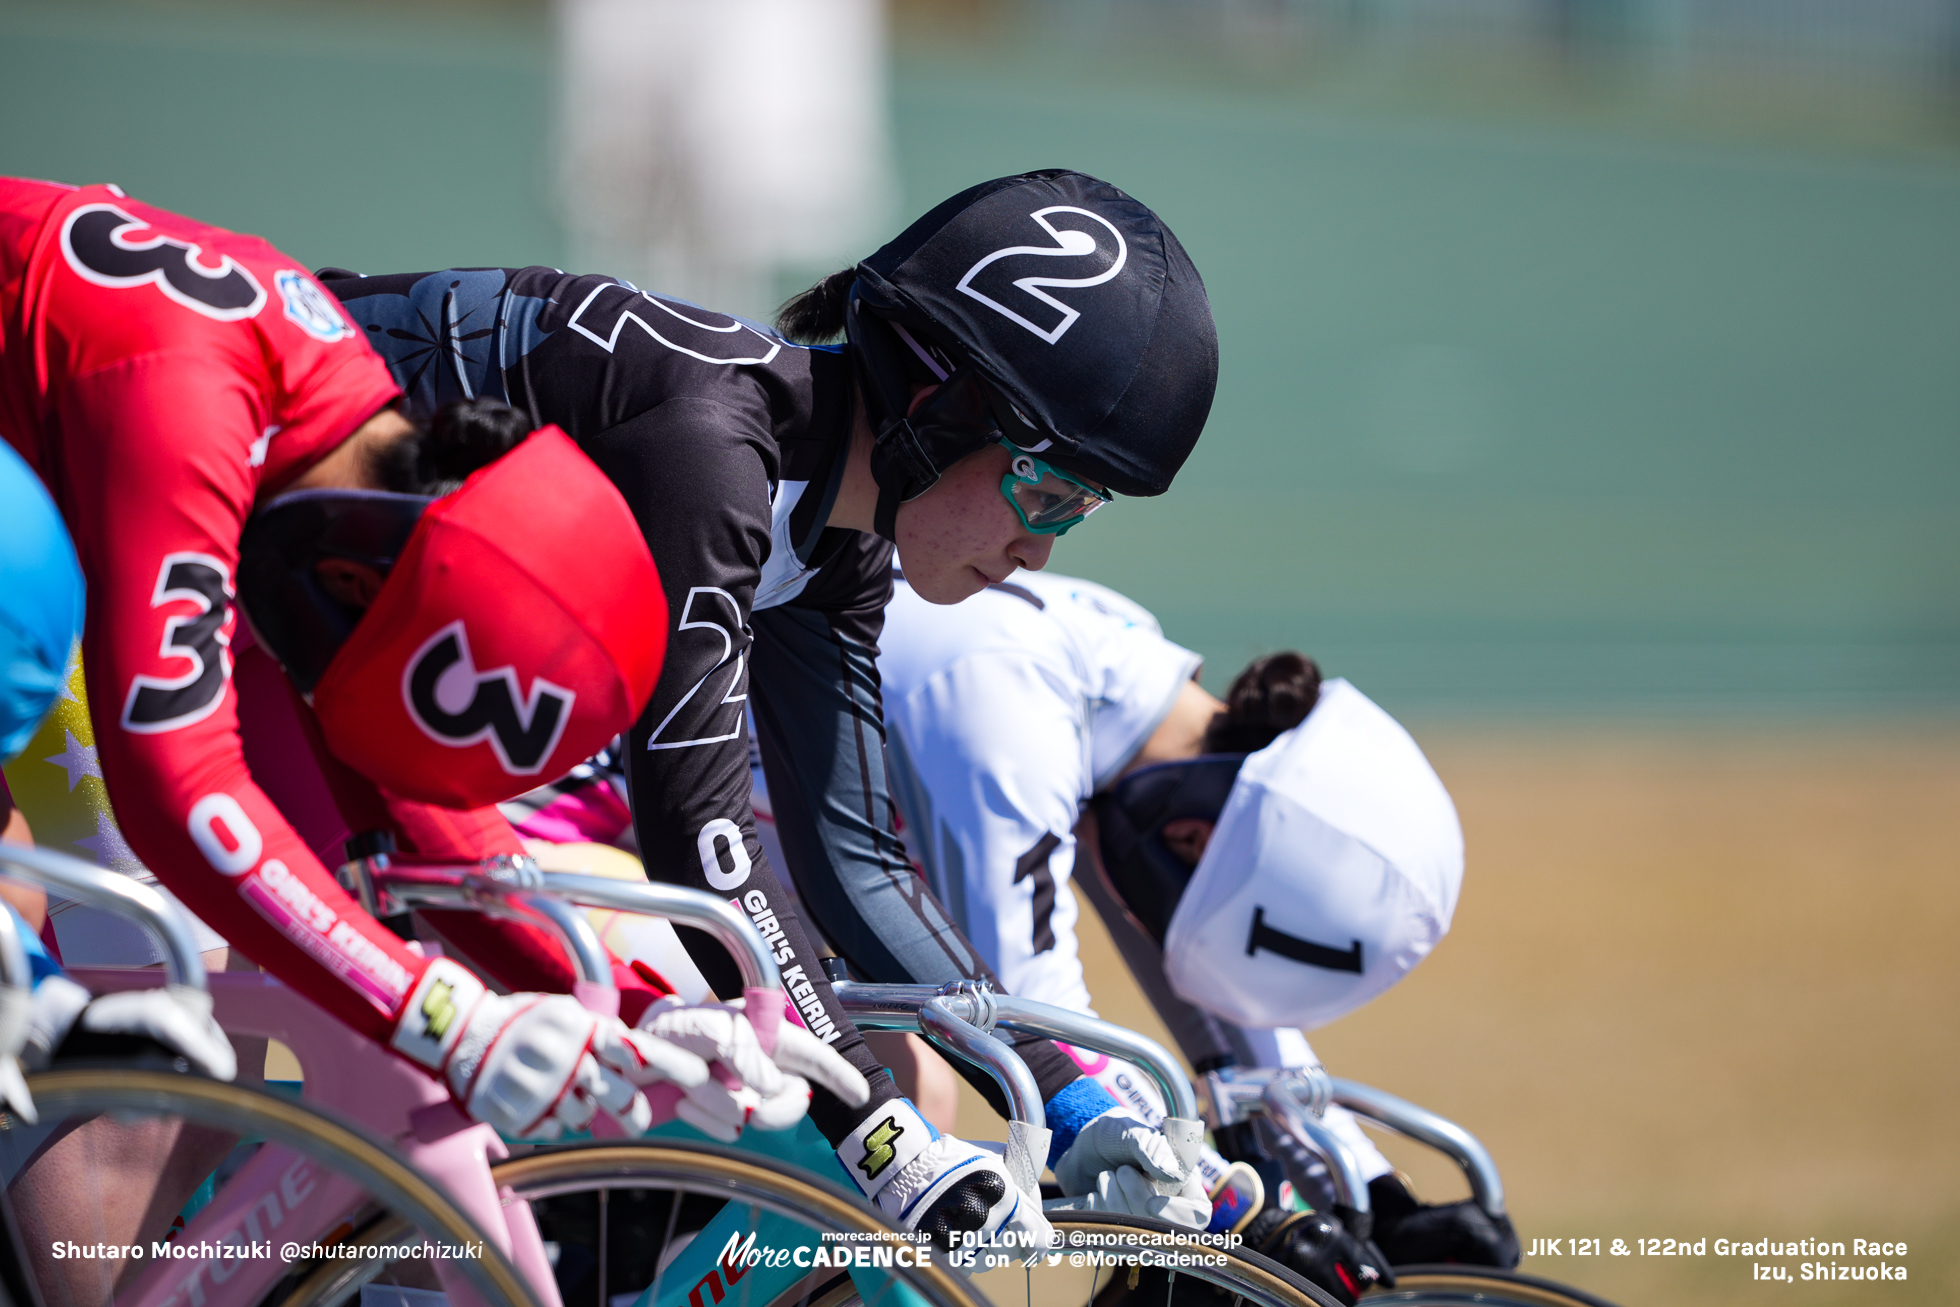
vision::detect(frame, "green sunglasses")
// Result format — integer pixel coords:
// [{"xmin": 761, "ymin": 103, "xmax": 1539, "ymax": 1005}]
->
[{"xmin": 1000, "ymin": 451, "xmax": 1113, "ymax": 536}]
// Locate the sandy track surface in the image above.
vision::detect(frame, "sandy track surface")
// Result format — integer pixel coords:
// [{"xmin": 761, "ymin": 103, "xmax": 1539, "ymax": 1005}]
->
[{"xmin": 950, "ymin": 724, "xmax": 1960, "ymax": 1305}]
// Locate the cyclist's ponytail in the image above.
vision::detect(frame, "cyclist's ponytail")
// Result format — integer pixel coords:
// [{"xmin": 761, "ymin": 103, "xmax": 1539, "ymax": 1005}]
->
[
  {"xmin": 775, "ymin": 267, "xmax": 856, "ymax": 344},
  {"xmin": 1203, "ymin": 652, "xmax": 1323, "ymax": 755},
  {"xmin": 375, "ymin": 398, "xmax": 532, "ymax": 496}
]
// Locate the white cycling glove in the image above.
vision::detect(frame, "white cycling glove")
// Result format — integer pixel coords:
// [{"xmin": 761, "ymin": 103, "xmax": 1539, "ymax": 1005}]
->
[
  {"xmin": 1048, "ymin": 1106, "xmax": 1212, "ymax": 1232},
  {"xmin": 1052, "ymin": 1107, "xmax": 1191, "ymax": 1194},
  {"xmin": 1045, "ymin": 1163, "xmax": 1212, "ymax": 1232},
  {"xmin": 635, "ymin": 995, "xmax": 870, "ymax": 1141},
  {"xmin": 21, "ymin": 974, "xmax": 237, "ymax": 1081},
  {"xmin": 837, "ymin": 1098, "xmax": 1055, "ymax": 1253},
  {"xmin": 392, "ymin": 959, "xmax": 707, "ymax": 1139}
]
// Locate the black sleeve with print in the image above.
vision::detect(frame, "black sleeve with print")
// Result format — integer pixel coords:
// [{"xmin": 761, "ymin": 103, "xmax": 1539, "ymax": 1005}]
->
[
  {"xmin": 325, "ymin": 266, "xmax": 1084, "ymax": 1133},
  {"xmin": 327, "ymin": 267, "xmax": 902, "ymax": 1138}
]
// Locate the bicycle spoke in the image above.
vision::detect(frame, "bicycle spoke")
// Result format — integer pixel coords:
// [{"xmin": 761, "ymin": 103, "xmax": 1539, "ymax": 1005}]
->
[
  {"xmin": 497, "ymin": 1143, "xmax": 985, "ymax": 1307},
  {"xmin": 644, "ymin": 1179, "xmax": 685, "ymax": 1307},
  {"xmin": 598, "ymin": 1187, "xmax": 610, "ymax": 1307}
]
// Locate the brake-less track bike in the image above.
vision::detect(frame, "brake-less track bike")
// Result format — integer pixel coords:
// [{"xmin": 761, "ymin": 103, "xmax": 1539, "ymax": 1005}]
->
[
  {"xmin": 0, "ymin": 844, "xmax": 979, "ymax": 1307},
  {"xmin": 347, "ymin": 859, "xmax": 1618, "ymax": 1307},
  {"xmin": 834, "ymin": 984, "xmax": 1622, "ymax": 1307},
  {"xmin": 320, "ymin": 857, "xmax": 1343, "ymax": 1307},
  {"xmin": 12, "ymin": 836, "xmax": 1609, "ymax": 1307},
  {"xmin": 0, "ymin": 845, "xmax": 533, "ymax": 1307}
]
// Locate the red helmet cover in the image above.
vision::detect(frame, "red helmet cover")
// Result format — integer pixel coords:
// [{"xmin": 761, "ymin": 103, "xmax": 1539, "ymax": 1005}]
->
[{"xmin": 313, "ymin": 426, "xmax": 665, "ymax": 806}]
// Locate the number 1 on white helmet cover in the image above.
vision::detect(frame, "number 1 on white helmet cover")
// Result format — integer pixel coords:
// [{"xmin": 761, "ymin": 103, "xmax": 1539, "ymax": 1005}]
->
[{"xmin": 1153, "ymin": 680, "xmax": 1464, "ymax": 1032}]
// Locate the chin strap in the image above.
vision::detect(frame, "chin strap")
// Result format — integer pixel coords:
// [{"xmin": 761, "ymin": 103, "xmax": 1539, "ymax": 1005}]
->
[
  {"xmin": 868, "ymin": 416, "xmax": 942, "ymax": 543},
  {"xmin": 873, "ymin": 482, "xmax": 904, "ymax": 544}
]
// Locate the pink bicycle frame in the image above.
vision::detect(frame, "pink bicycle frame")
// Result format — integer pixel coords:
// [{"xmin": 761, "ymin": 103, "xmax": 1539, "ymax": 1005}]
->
[
  {"xmin": 74, "ymin": 967, "xmax": 559, "ymax": 1307},
  {"xmin": 74, "ymin": 861, "xmax": 788, "ymax": 1307}
]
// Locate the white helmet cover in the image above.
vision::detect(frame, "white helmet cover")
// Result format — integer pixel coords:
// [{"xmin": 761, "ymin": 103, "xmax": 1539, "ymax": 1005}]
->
[{"xmin": 1162, "ymin": 680, "xmax": 1463, "ymax": 1031}]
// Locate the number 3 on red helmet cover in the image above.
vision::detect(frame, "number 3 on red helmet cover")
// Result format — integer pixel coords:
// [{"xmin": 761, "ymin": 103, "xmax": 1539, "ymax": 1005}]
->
[{"xmin": 311, "ymin": 427, "xmax": 666, "ymax": 808}]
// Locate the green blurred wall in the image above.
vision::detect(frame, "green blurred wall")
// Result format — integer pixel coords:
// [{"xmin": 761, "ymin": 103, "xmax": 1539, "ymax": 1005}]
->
[
  {"xmin": 0, "ymin": 0, "xmax": 561, "ymax": 274},
  {"xmin": 889, "ymin": 54, "xmax": 1960, "ymax": 714},
  {"xmin": 4, "ymin": 0, "xmax": 1955, "ymax": 714}
]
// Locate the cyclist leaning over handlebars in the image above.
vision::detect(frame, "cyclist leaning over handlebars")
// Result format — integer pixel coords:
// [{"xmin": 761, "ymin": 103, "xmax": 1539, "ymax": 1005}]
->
[
  {"xmin": 0, "ymin": 180, "xmax": 838, "ymax": 1222},
  {"xmin": 320, "ymin": 169, "xmax": 1223, "ymax": 1247},
  {"xmin": 868, "ymin": 569, "xmax": 1520, "ymax": 1303}
]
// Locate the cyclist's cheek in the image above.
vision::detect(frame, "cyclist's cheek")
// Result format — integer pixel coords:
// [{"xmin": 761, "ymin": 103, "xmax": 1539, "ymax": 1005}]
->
[{"xmin": 892, "ymin": 447, "xmax": 1027, "ymax": 604}]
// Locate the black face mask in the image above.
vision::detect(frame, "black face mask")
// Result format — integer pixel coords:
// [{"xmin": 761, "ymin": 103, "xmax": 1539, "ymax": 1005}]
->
[
  {"xmin": 237, "ymin": 489, "xmax": 428, "ymax": 693},
  {"xmin": 1091, "ymin": 754, "xmax": 1249, "ymax": 944}
]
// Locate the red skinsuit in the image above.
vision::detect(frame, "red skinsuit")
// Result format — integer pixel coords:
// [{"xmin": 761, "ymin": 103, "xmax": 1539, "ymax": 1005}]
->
[{"xmin": 0, "ymin": 179, "xmax": 664, "ymax": 1056}]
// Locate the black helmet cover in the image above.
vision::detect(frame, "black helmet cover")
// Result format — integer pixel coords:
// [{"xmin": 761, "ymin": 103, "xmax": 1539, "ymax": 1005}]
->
[
  {"xmin": 848, "ymin": 169, "xmax": 1218, "ymax": 540},
  {"xmin": 1091, "ymin": 754, "xmax": 1248, "ymax": 945},
  {"xmin": 237, "ymin": 489, "xmax": 428, "ymax": 693}
]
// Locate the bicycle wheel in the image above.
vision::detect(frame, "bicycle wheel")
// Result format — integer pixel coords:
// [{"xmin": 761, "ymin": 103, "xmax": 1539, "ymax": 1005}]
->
[
  {"xmin": 273, "ymin": 1138, "xmax": 985, "ymax": 1307},
  {"xmin": 1050, "ymin": 1212, "xmax": 1340, "ymax": 1307},
  {"xmin": 1367, "ymin": 1265, "xmax": 1623, "ymax": 1307},
  {"xmin": 1, "ymin": 1067, "xmax": 532, "ymax": 1307},
  {"xmin": 779, "ymin": 1209, "xmax": 1340, "ymax": 1307}
]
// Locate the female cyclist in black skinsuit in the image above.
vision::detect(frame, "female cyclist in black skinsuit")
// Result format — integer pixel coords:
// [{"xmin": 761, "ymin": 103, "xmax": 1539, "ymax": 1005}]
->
[{"xmin": 320, "ymin": 170, "xmax": 1219, "ymax": 1243}]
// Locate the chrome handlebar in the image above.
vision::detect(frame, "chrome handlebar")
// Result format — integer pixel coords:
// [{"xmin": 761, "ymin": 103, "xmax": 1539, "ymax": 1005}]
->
[
  {"xmin": 0, "ymin": 844, "xmax": 209, "ymax": 991},
  {"xmin": 1206, "ymin": 1065, "xmax": 1367, "ymax": 1216},
  {"xmin": 1205, "ymin": 1064, "xmax": 1507, "ymax": 1221},
  {"xmin": 350, "ymin": 854, "xmax": 612, "ymax": 982},
  {"xmin": 916, "ymin": 994, "xmax": 1045, "ymax": 1130},
  {"xmin": 342, "ymin": 855, "xmax": 1509, "ymax": 1218},
  {"xmin": 834, "ymin": 979, "xmax": 1202, "ymax": 1125},
  {"xmin": 542, "ymin": 871, "xmax": 781, "ymax": 993},
  {"xmin": 1331, "ymin": 1077, "xmax": 1507, "ymax": 1218},
  {"xmin": 1207, "ymin": 1063, "xmax": 1333, "ymax": 1124},
  {"xmin": 1271, "ymin": 1078, "xmax": 1370, "ymax": 1218},
  {"xmin": 342, "ymin": 855, "xmax": 781, "ymax": 992},
  {"xmin": 0, "ymin": 903, "xmax": 30, "ymax": 993}
]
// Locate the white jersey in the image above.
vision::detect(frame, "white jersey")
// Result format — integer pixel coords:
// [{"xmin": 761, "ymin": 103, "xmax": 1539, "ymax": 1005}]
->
[
  {"xmin": 869, "ymin": 569, "xmax": 1393, "ymax": 1182},
  {"xmin": 875, "ymin": 571, "xmax": 1200, "ymax": 1014}
]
